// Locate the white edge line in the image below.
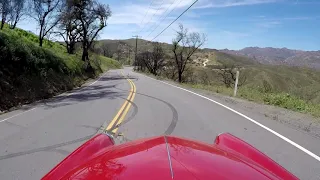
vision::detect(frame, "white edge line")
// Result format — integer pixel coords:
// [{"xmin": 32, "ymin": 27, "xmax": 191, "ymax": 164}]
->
[
  {"xmin": 0, "ymin": 72, "xmax": 109, "ymax": 123},
  {"xmin": 0, "ymin": 108, "xmax": 37, "ymax": 123},
  {"xmin": 143, "ymin": 75, "xmax": 320, "ymax": 162}
]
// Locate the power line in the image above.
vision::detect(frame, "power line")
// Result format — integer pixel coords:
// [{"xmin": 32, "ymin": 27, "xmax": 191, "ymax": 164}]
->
[
  {"xmin": 146, "ymin": 0, "xmax": 183, "ymax": 39},
  {"xmin": 142, "ymin": 0, "xmax": 178, "ymax": 38},
  {"xmin": 139, "ymin": 0, "xmax": 165, "ymax": 35},
  {"xmin": 151, "ymin": 0, "xmax": 198, "ymax": 41},
  {"xmin": 139, "ymin": 0, "xmax": 156, "ymax": 26}
]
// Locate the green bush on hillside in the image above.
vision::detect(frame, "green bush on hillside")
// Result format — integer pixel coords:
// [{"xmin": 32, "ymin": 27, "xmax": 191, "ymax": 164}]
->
[
  {"xmin": 262, "ymin": 93, "xmax": 320, "ymax": 117},
  {"xmin": 0, "ymin": 27, "xmax": 121, "ymax": 111},
  {"xmin": 0, "ymin": 31, "xmax": 69, "ymax": 76},
  {"xmin": 263, "ymin": 93, "xmax": 307, "ymax": 111}
]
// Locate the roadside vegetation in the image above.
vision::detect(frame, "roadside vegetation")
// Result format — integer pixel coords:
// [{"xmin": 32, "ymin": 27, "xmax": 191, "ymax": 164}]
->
[
  {"xmin": 131, "ymin": 24, "xmax": 320, "ymax": 117},
  {"xmin": 0, "ymin": 0, "xmax": 121, "ymax": 111}
]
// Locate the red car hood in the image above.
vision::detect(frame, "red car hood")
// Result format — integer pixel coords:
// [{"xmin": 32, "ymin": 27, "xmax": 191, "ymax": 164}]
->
[{"xmin": 43, "ymin": 134, "xmax": 298, "ymax": 180}]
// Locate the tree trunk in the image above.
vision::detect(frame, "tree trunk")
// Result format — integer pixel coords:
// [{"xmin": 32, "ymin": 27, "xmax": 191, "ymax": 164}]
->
[
  {"xmin": 82, "ymin": 48, "xmax": 87, "ymax": 61},
  {"xmin": 82, "ymin": 45, "xmax": 89, "ymax": 61},
  {"xmin": 10, "ymin": 21, "xmax": 17, "ymax": 29},
  {"xmin": 178, "ymin": 71, "xmax": 182, "ymax": 83},
  {"xmin": 39, "ymin": 27, "xmax": 43, "ymax": 47},
  {"xmin": 39, "ymin": 37, "xmax": 43, "ymax": 47},
  {"xmin": 69, "ymin": 44, "xmax": 75, "ymax": 54},
  {"xmin": 0, "ymin": 19, "xmax": 5, "ymax": 30},
  {"xmin": 66, "ymin": 42, "xmax": 75, "ymax": 54},
  {"xmin": 66, "ymin": 44, "xmax": 72, "ymax": 54}
]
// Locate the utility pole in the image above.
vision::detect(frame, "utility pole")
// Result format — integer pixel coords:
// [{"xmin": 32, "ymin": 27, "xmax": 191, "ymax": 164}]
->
[
  {"xmin": 132, "ymin": 35, "xmax": 139, "ymax": 70},
  {"xmin": 233, "ymin": 71, "xmax": 240, "ymax": 97}
]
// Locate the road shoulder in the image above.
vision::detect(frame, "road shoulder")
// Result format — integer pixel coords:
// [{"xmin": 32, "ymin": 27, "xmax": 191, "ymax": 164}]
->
[{"xmin": 139, "ymin": 72, "xmax": 320, "ymax": 139}]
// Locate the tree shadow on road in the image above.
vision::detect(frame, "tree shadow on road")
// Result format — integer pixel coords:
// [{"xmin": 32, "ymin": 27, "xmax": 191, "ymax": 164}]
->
[
  {"xmin": 40, "ymin": 72, "xmax": 141, "ymax": 110},
  {"xmin": 98, "ymin": 76, "xmax": 138, "ymax": 82},
  {"xmin": 42, "ymin": 84, "xmax": 125, "ymax": 110}
]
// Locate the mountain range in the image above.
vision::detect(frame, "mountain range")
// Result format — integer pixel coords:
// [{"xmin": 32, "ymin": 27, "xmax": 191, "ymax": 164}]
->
[
  {"xmin": 97, "ymin": 38, "xmax": 320, "ymax": 69},
  {"xmin": 220, "ymin": 47, "xmax": 320, "ymax": 69}
]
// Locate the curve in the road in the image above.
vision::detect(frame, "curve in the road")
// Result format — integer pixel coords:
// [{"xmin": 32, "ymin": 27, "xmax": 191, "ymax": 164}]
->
[
  {"xmin": 105, "ymin": 73, "xmax": 136, "ymax": 134},
  {"xmin": 113, "ymin": 84, "xmax": 179, "ymax": 136},
  {"xmin": 135, "ymin": 92, "xmax": 179, "ymax": 135},
  {"xmin": 108, "ymin": 98, "xmax": 139, "ymax": 132},
  {"xmin": 142, "ymin": 74, "xmax": 320, "ymax": 162}
]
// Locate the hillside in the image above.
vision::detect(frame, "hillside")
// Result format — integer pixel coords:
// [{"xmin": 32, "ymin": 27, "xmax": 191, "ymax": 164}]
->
[
  {"xmin": 190, "ymin": 64, "xmax": 320, "ymax": 116},
  {"xmin": 97, "ymin": 38, "xmax": 259, "ymax": 67},
  {"xmin": 0, "ymin": 26, "xmax": 121, "ymax": 111},
  {"xmin": 97, "ymin": 38, "xmax": 320, "ymax": 116},
  {"xmin": 221, "ymin": 47, "xmax": 320, "ymax": 69},
  {"xmin": 98, "ymin": 38, "xmax": 320, "ymax": 69},
  {"xmin": 98, "ymin": 38, "xmax": 320, "ymax": 100},
  {"xmin": 98, "ymin": 38, "xmax": 320, "ymax": 70}
]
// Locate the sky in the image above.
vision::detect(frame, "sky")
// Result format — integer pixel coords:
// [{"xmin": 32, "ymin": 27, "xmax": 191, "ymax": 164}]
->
[{"xmin": 19, "ymin": 0, "xmax": 320, "ymax": 51}]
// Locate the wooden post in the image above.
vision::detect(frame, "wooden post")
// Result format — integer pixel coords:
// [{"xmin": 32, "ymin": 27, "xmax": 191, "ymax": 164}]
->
[
  {"xmin": 234, "ymin": 71, "xmax": 239, "ymax": 97},
  {"xmin": 132, "ymin": 35, "xmax": 139, "ymax": 69}
]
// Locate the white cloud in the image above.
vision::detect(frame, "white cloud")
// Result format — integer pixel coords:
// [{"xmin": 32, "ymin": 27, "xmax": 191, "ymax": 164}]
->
[
  {"xmin": 105, "ymin": 0, "xmax": 202, "ymax": 41},
  {"xmin": 108, "ymin": 0, "xmax": 194, "ymax": 26},
  {"xmin": 194, "ymin": 0, "xmax": 277, "ymax": 9},
  {"xmin": 281, "ymin": 17, "xmax": 314, "ymax": 20},
  {"xmin": 105, "ymin": 0, "xmax": 277, "ymax": 42},
  {"xmin": 257, "ymin": 21, "xmax": 282, "ymax": 28},
  {"xmin": 293, "ymin": 0, "xmax": 320, "ymax": 5}
]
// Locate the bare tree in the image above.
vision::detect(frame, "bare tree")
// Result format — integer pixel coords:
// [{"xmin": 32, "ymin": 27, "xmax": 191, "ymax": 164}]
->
[
  {"xmin": 143, "ymin": 42, "xmax": 165, "ymax": 76},
  {"xmin": 172, "ymin": 24, "xmax": 206, "ymax": 82},
  {"xmin": 31, "ymin": 0, "xmax": 61, "ymax": 46},
  {"xmin": 7, "ymin": 0, "xmax": 26, "ymax": 29},
  {"xmin": 73, "ymin": 0, "xmax": 111, "ymax": 64},
  {"xmin": 0, "ymin": 0, "xmax": 11, "ymax": 30},
  {"xmin": 55, "ymin": 0, "xmax": 81, "ymax": 54},
  {"xmin": 218, "ymin": 65, "xmax": 247, "ymax": 88}
]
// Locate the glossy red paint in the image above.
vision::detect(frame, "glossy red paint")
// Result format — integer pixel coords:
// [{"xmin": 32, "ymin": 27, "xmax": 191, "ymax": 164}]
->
[
  {"xmin": 42, "ymin": 133, "xmax": 114, "ymax": 180},
  {"xmin": 42, "ymin": 133, "xmax": 298, "ymax": 180},
  {"xmin": 214, "ymin": 133, "xmax": 298, "ymax": 180}
]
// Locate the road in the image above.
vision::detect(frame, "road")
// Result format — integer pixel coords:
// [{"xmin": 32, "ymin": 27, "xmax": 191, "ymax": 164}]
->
[
  {"xmin": 0, "ymin": 67, "xmax": 319, "ymax": 179},
  {"xmin": 203, "ymin": 59, "xmax": 209, "ymax": 67}
]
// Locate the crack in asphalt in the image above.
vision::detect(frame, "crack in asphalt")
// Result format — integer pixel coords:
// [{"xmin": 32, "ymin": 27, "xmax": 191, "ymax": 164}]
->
[
  {"xmin": 112, "ymin": 98, "xmax": 139, "ymax": 130},
  {"xmin": 47, "ymin": 148, "xmax": 71, "ymax": 156},
  {"xmin": 0, "ymin": 134, "xmax": 94, "ymax": 161},
  {"xmin": 113, "ymin": 86, "xmax": 179, "ymax": 136},
  {"xmin": 140, "ymin": 93, "xmax": 179, "ymax": 135}
]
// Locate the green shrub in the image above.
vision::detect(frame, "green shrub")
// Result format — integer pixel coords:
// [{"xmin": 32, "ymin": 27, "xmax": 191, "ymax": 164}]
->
[
  {"xmin": 0, "ymin": 27, "xmax": 121, "ymax": 111},
  {"xmin": 263, "ymin": 93, "xmax": 309, "ymax": 111},
  {"xmin": 261, "ymin": 80, "xmax": 273, "ymax": 93},
  {"xmin": 0, "ymin": 31, "xmax": 69, "ymax": 76}
]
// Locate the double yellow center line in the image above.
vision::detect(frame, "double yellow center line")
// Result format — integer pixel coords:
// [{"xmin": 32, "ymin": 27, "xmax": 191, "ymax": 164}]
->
[{"xmin": 105, "ymin": 72, "xmax": 136, "ymax": 134}]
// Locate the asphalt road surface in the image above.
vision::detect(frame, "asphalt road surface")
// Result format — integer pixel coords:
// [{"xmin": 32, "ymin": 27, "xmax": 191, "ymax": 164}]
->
[{"xmin": 0, "ymin": 67, "xmax": 319, "ymax": 179}]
